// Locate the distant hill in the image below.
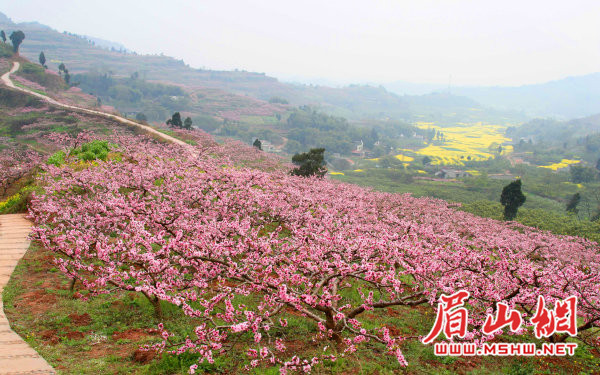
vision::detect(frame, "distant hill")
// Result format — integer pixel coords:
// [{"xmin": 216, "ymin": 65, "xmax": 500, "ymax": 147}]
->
[
  {"xmin": 388, "ymin": 74, "xmax": 600, "ymax": 119},
  {"xmin": 0, "ymin": 12, "xmax": 506, "ymax": 122},
  {"xmin": 508, "ymin": 113, "xmax": 600, "ymax": 145},
  {"xmin": 453, "ymin": 74, "xmax": 600, "ymax": 119}
]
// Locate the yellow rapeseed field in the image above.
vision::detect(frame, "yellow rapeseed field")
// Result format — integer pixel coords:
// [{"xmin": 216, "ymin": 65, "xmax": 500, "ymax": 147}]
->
[
  {"xmin": 399, "ymin": 122, "xmax": 513, "ymax": 166},
  {"xmin": 538, "ymin": 159, "xmax": 580, "ymax": 171},
  {"xmin": 394, "ymin": 154, "xmax": 414, "ymax": 162}
]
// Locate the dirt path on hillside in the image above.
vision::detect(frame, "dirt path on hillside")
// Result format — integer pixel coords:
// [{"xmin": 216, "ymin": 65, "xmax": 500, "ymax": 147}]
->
[
  {"xmin": 0, "ymin": 214, "xmax": 55, "ymax": 374},
  {"xmin": 1, "ymin": 61, "xmax": 191, "ymax": 148}
]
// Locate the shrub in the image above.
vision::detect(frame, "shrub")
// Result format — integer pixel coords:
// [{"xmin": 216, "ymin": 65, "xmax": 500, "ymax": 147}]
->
[
  {"xmin": 47, "ymin": 151, "xmax": 66, "ymax": 167},
  {"xmin": 70, "ymin": 140, "xmax": 111, "ymax": 162}
]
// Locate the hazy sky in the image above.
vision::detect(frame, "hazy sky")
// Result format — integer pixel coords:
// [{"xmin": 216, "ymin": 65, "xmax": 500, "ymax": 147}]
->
[{"xmin": 2, "ymin": 0, "xmax": 600, "ymax": 86}]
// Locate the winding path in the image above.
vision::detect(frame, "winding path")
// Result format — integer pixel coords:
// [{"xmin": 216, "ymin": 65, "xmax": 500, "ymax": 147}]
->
[
  {"xmin": 1, "ymin": 61, "xmax": 190, "ymax": 148},
  {"xmin": 0, "ymin": 214, "xmax": 55, "ymax": 374},
  {"xmin": 0, "ymin": 61, "xmax": 197, "ymax": 373}
]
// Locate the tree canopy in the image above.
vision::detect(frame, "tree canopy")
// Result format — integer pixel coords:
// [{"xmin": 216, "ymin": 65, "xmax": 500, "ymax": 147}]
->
[
  {"xmin": 290, "ymin": 148, "xmax": 327, "ymax": 178},
  {"xmin": 500, "ymin": 179, "xmax": 526, "ymax": 220},
  {"xmin": 166, "ymin": 112, "xmax": 183, "ymax": 128},
  {"xmin": 38, "ymin": 51, "xmax": 46, "ymax": 67},
  {"xmin": 183, "ymin": 116, "xmax": 193, "ymax": 130},
  {"xmin": 566, "ymin": 192, "xmax": 581, "ymax": 214},
  {"xmin": 9, "ymin": 30, "xmax": 25, "ymax": 53}
]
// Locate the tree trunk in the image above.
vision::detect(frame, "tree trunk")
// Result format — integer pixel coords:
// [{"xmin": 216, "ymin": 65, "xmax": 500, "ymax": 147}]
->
[{"xmin": 147, "ymin": 295, "xmax": 163, "ymax": 319}]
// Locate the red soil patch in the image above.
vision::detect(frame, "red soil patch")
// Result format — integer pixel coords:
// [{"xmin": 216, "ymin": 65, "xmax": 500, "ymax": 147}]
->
[
  {"xmin": 68, "ymin": 313, "xmax": 92, "ymax": 326},
  {"xmin": 16, "ymin": 291, "xmax": 57, "ymax": 314},
  {"xmin": 112, "ymin": 328, "xmax": 158, "ymax": 341},
  {"xmin": 86, "ymin": 342, "xmax": 137, "ymax": 360},
  {"xmin": 39, "ymin": 329, "xmax": 59, "ymax": 344},
  {"xmin": 64, "ymin": 331, "xmax": 85, "ymax": 340}
]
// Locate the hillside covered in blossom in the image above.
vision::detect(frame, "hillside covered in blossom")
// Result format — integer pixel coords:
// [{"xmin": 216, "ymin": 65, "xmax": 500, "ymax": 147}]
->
[
  {"xmin": 0, "ymin": 16, "xmax": 599, "ymax": 373},
  {"xmin": 3, "ymin": 81, "xmax": 600, "ymax": 372}
]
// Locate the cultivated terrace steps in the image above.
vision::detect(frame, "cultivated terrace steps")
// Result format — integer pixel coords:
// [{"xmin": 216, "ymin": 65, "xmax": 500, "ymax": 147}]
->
[{"xmin": 0, "ymin": 214, "xmax": 55, "ymax": 374}]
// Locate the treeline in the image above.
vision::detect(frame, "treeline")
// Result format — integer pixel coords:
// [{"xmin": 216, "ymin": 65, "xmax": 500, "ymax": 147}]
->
[
  {"xmin": 283, "ymin": 106, "xmax": 419, "ymax": 155},
  {"xmin": 73, "ymin": 71, "xmax": 190, "ymax": 121},
  {"xmin": 507, "ymin": 114, "xmax": 600, "ymax": 163}
]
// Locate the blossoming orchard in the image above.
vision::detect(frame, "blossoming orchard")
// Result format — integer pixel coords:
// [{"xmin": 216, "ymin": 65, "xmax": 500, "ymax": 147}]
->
[{"xmin": 23, "ymin": 133, "xmax": 600, "ymax": 373}]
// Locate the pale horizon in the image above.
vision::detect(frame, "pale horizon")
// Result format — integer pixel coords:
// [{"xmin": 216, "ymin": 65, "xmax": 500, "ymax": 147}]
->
[{"xmin": 1, "ymin": 0, "xmax": 599, "ymax": 87}]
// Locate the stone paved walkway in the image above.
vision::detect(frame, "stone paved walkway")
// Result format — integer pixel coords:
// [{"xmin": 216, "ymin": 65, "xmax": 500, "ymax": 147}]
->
[{"xmin": 0, "ymin": 214, "xmax": 55, "ymax": 374}]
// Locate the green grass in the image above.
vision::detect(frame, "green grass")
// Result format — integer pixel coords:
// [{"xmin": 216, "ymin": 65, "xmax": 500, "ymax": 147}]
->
[
  {"xmin": 0, "ymin": 43, "xmax": 13, "ymax": 57},
  {"xmin": 14, "ymin": 81, "xmax": 48, "ymax": 96}
]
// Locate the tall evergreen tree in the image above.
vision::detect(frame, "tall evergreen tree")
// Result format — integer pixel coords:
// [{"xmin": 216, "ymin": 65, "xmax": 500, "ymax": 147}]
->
[
  {"xmin": 38, "ymin": 51, "xmax": 46, "ymax": 67},
  {"xmin": 183, "ymin": 117, "xmax": 193, "ymax": 129},
  {"xmin": 566, "ymin": 193, "xmax": 581, "ymax": 214},
  {"xmin": 253, "ymin": 139, "xmax": 262, "ymax": 150},
  {"xmin": 0, "ymin": 30, "xmax": 5, "ymax": 43},
  {"xmin": 500, "ymin": 179, "xmax": 526, "ymax": 220},
  {"xmin": 290, "ymin": 148, "xmax": 327, "ymax": 178}
]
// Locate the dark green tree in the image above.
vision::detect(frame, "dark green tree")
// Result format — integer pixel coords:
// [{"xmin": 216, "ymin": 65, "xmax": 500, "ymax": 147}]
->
[
  {"xmin": 166, "ymin": 112, "xmax": 183, "ymax": 128},
  {"xmin": 290, "ymin": 148, "xmax": 327, "ymax": 178},
  {"xmin": 253, "ymin": 138, "xmax": 262, "ymax": 150},
  {"xmin": 422, "ymin": 156, "xmax": 432, "ymax": 165},
  {"xmin": 500, "ymin": 179, "xmax": 526, "ymax": 220},
  {"xmin": 58, "ymin": 63, "xmax": 66, "ymax": 73},
  {"xmin": 570, "ymin": 165, "xmax": 597, "ymax": 183},
  {"xmin": 183, "ymin": 117, "xmax": 193, "ymax": 129},
  {"xmin": 9, "ymin": 30, "xmax": 25, "ymax": 53},
  {"xmin": 0, "ymin": 30, "xmax": 5, "ymax": 43},
  {"xmin": 373, "ymin": 145, "xmax": 386, "ymax": 158},
  {"xmin": 64, "ymin": 71, "xmax": 70, "ymax": 84},
  {"xmin": 596, "ymin": 157, "xmax": 600, "ymax": 171},
  {"xmin": 135, "ymin": 112, "xmax": 147, "ymax": 122},
  {"xmin": 38, "ymin": 51, "xmax": 46, "ymax": 67},
  {"xmin": 566, "ymin": 192, "xmax": 581, "ymax": 214}
]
